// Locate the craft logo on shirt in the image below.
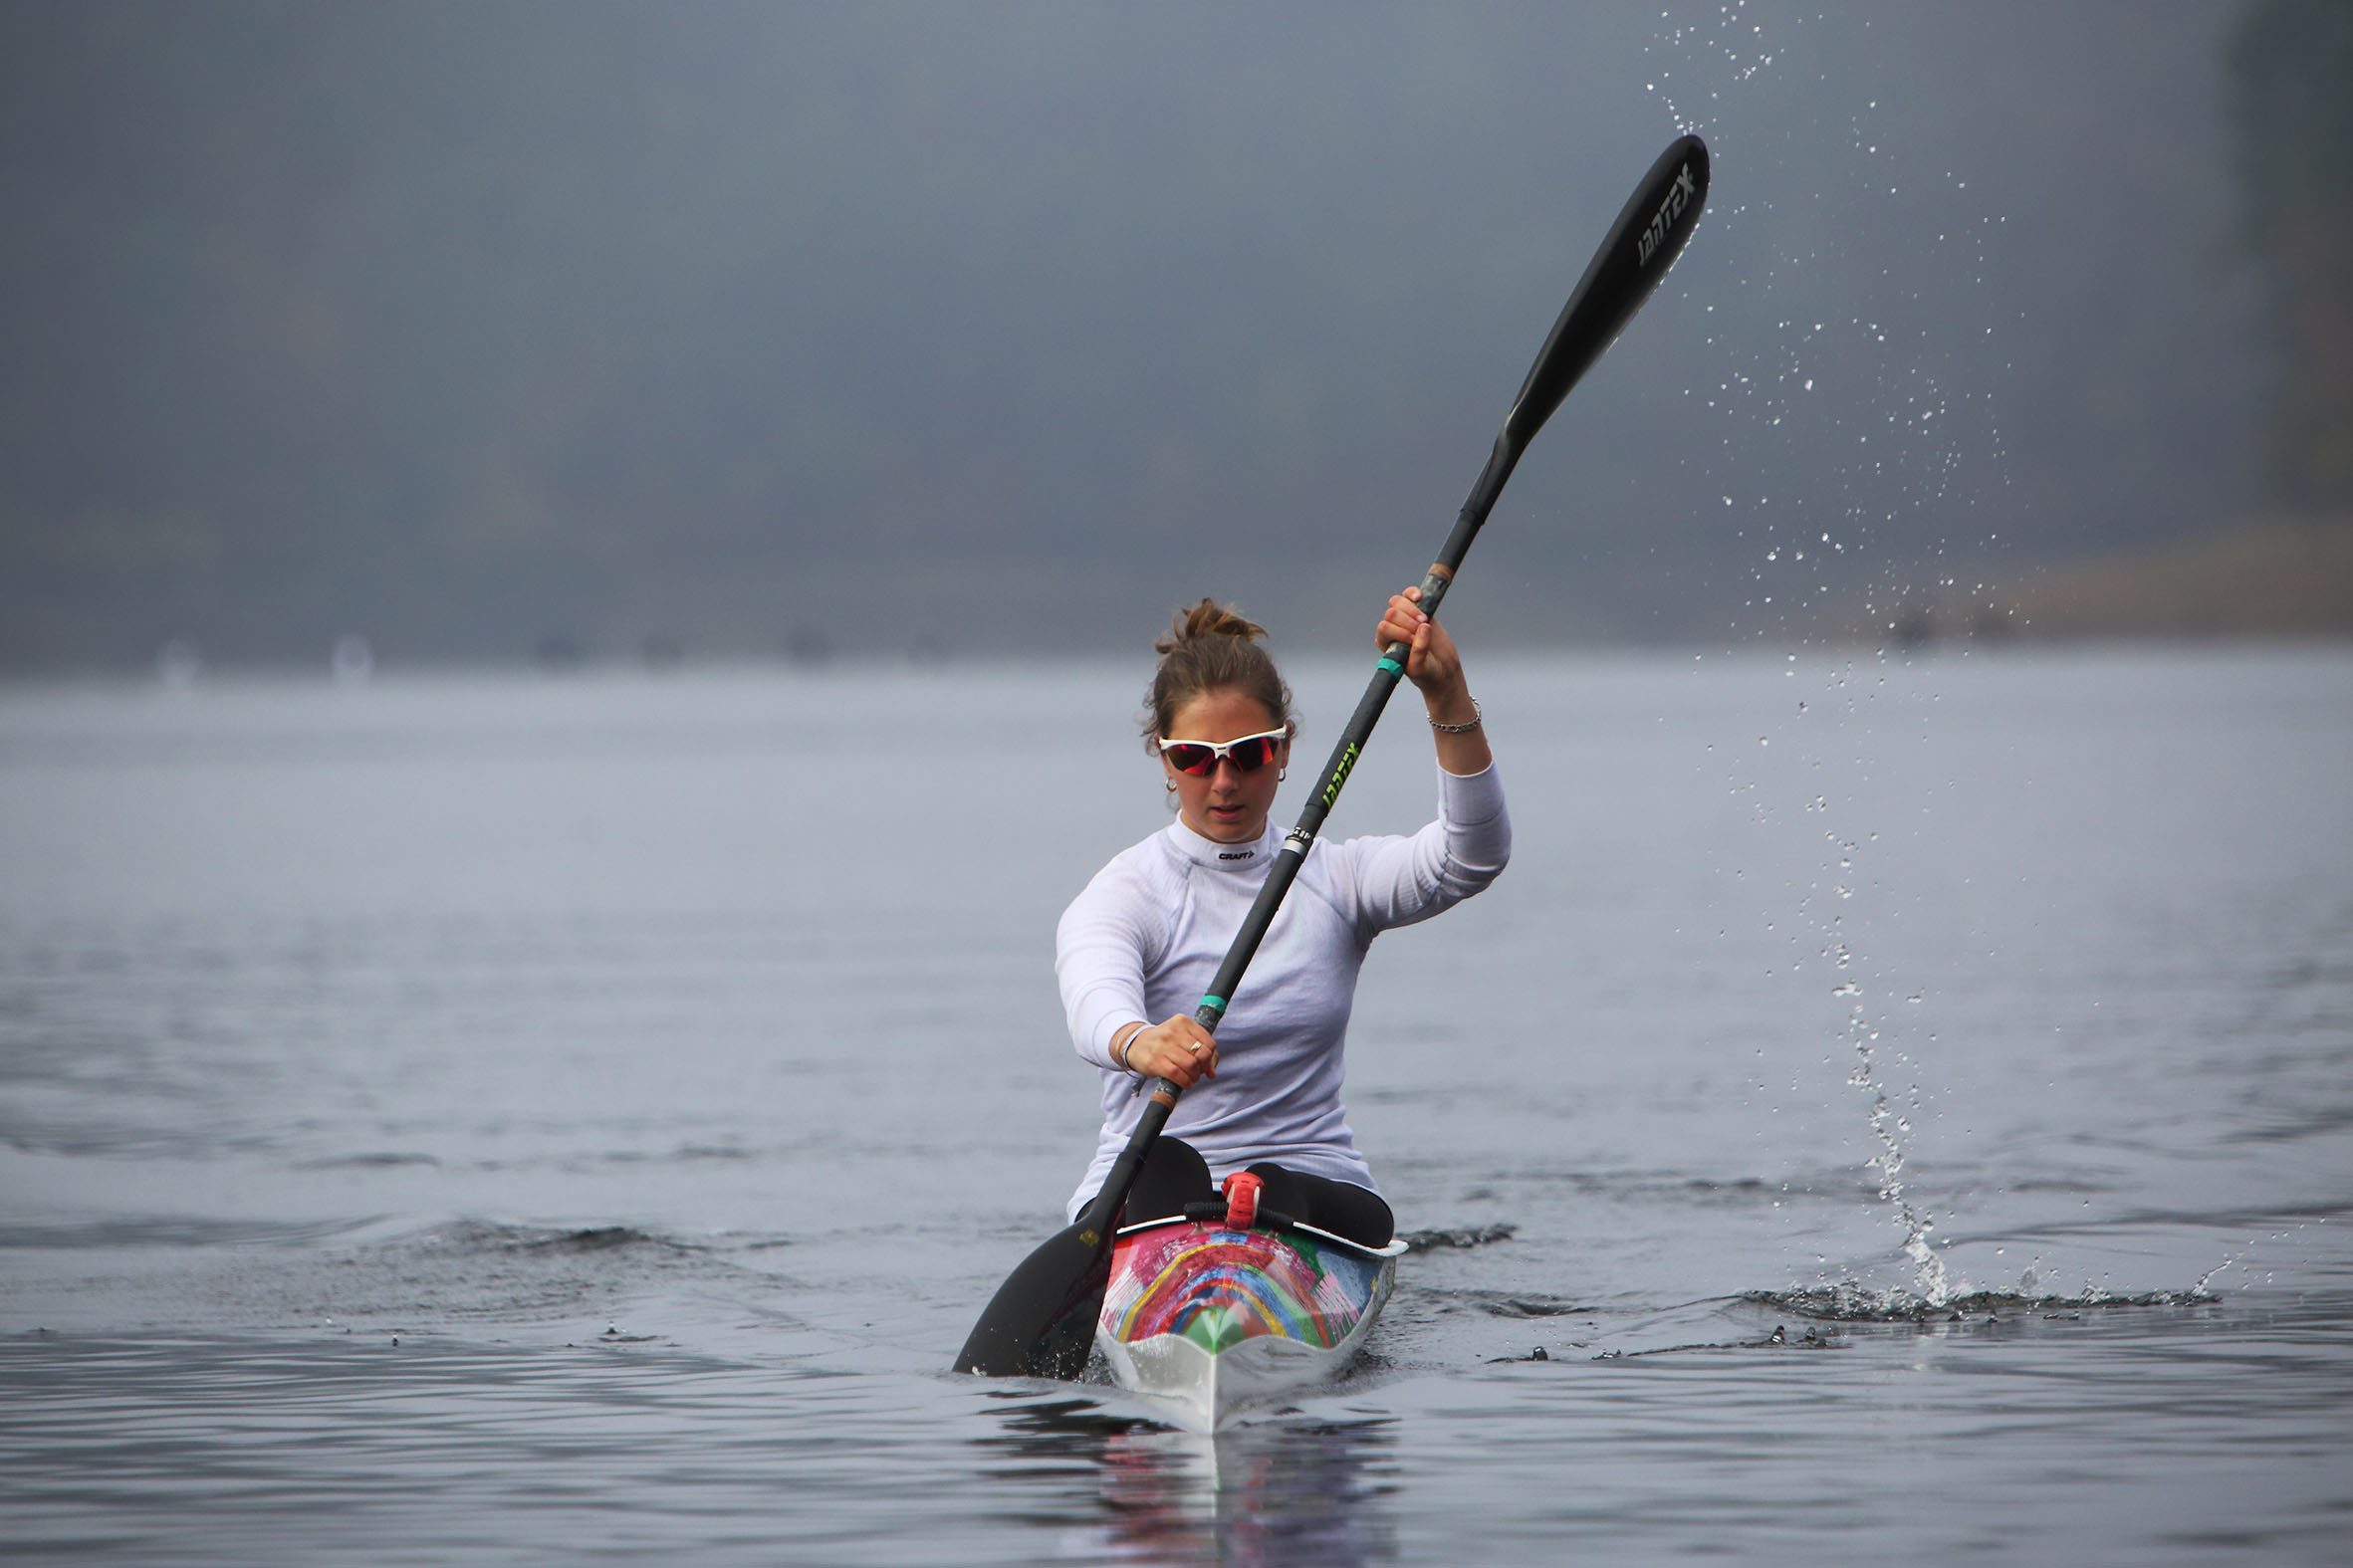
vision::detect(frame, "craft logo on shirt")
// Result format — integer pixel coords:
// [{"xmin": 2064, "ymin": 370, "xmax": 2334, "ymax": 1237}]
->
[{"xmin": 1218, "ymin": 849, "xmax": 1255, "ymax": 861}]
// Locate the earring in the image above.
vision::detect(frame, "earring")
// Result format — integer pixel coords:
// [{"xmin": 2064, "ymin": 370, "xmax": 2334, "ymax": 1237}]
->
[{"xmin": 1278, "ymin": 768, "xmax": 1288, "ymax": 782}]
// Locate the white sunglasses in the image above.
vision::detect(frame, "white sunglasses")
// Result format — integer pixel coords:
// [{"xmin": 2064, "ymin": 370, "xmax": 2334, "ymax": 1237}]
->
[{"xmin": 1156, "ymin": 727, "xmax": 1290, "ymax": 776}]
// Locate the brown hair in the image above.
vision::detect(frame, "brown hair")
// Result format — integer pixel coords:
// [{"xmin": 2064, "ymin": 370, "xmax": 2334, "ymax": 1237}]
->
[{"xmin": 1143, "ymin": 598, "xmax": 1296, "ymax": 747}]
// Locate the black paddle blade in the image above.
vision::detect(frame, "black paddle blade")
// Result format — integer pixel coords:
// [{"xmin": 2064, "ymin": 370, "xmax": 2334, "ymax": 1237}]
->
[
  {"xmin": 953, "ymin": 1218, "xmax": 1113, "ymax": 1379},
  {"xmin": 1502, "ymin": 133, "xmax": 1710, "ymax": 455}
]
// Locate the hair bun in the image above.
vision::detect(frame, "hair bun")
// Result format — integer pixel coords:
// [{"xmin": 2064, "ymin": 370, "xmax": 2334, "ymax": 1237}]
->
[
  {"xmin": 1154, "ymin": 597, "xmax": 1267, "ymax": 655},
  {"xmin": 1142, "ymin": 597, "xmax": 1294, "ymax": 752}
]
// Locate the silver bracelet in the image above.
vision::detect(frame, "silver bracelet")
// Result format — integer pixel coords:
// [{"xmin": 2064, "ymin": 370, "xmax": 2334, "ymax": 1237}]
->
[{"xmin": 1428, "ymin": 699, "xmax": 1482, "ymax": 734}]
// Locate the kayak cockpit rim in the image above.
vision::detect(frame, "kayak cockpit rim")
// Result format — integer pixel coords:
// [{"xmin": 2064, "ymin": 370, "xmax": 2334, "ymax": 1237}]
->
[{"xmin": 1110, "ymin": 1213, "xmax": 1409, "ymax": 1261}]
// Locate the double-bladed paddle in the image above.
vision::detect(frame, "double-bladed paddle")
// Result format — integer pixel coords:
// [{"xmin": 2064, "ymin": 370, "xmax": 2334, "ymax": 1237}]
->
[{"xmin": 956, "ymin": 134, "xmax": 1711, "ymax": 1380}]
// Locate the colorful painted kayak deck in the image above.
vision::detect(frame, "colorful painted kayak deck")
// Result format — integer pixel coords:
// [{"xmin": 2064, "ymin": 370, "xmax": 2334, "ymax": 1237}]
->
[{"xmin": 1095, "ymin": 1215, "xmax": 1404, "ymax": 1430}]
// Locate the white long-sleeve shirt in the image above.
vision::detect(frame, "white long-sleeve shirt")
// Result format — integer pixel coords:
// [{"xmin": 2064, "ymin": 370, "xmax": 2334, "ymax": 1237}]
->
[{"xmin": 1057, "ymin": 764, "xmax": 1510, "ymax": 1218}]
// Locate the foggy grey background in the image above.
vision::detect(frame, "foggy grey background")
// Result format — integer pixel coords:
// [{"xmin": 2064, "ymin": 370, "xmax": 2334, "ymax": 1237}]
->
[{"xmin": 0, "ymin": 1, "xmax": 2285, "ymax": 668}]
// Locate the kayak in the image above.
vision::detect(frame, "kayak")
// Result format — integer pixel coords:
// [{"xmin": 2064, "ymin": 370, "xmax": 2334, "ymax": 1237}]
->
[{"xmin": 1094, "ymin": 1211, "xmax": 1405, "ymax": 1431}]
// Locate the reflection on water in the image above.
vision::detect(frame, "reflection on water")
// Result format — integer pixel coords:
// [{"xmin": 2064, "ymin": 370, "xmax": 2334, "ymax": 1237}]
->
[{"xmin": 983, "ymin": 1396, "xmax": 1398, "ymax": 1567}]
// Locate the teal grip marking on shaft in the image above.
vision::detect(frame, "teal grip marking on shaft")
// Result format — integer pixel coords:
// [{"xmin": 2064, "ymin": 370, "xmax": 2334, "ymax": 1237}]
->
[
  {"xmin": 1376, "ymin": 657, "xmax": 1405, "ymax": 677},
  {"xmin": 1199, "ymin": 995, "xmax": 1227, "ymax": 1013}
]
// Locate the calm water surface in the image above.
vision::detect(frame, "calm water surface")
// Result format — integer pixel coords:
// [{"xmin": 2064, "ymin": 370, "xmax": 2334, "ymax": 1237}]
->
[{"xmin": 3, "ymin": 649, "xmax": 2348, "ymax": 1563}]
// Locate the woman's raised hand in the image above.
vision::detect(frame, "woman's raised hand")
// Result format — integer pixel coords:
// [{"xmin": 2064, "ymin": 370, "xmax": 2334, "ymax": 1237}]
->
[
  {"xmin": 1116, "ymin": 1014, "xmax": 1220, "ymax": 1088},
  {"xmin": 1378, "ymin": 587, "xmax": 1467, "ymax": 701},
  {"xmin": 1378, "ymin": 585, "xmax": 1491, "ymax": 774}
]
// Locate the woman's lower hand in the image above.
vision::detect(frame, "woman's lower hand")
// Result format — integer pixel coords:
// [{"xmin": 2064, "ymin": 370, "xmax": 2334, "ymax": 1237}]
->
[{"xmin": 1119, "ymin": 1015, "xmax": 1219, "ymax": 1087}]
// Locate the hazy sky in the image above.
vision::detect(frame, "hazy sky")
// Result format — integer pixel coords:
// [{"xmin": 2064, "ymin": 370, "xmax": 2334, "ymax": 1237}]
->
[{"xmin": 0, "ymin": 1, "xmax": 2263, "ymax": 664}]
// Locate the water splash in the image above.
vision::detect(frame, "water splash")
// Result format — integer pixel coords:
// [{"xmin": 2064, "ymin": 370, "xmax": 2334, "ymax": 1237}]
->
[
  {"xmin": 1748, "ymin": 1283, "xmax": 2216, "ymax": 1324},
  {"xmin": 1838, "ymin": 941, "xmax": 1951, "ymax": 1305},
  {"xmin": 1649, "ymin": 0, "xmax": 2014, "ymax": 1320},
  {"xmin": 1644, "ymin": 0, "xmax": 1781, "ymax": 132},
  {"xmin": 2193, "ymin": 1214, "xmax": 2330, "ymax": 1295}
]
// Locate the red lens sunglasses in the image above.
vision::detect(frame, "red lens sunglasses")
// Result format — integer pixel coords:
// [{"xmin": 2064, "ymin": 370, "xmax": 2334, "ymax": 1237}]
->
[{"xmin": 1156, "ymin": 727, "xmax": 1290, "ymax": 777}]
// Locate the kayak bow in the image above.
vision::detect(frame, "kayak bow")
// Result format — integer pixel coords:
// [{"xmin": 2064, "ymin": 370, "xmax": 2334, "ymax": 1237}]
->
[{"xmin": 1096, "ymin": 1215, "xmax": 1405, "ymax": 1431}]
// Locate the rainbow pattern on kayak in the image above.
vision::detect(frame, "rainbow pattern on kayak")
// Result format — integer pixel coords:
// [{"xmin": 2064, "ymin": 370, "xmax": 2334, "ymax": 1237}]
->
[{"xmin": 1101, "ymin": 1223, "xmax": 1387, "ymax": 1354}]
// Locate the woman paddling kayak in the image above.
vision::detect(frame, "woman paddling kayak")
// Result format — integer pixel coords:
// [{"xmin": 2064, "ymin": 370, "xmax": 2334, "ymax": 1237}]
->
[{"xmin": 1057, "ymin": 590, "xmax": 1510, "ymax": 1248}]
